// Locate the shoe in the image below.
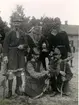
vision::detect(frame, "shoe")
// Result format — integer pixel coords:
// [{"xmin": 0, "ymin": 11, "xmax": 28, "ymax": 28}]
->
[
  {"xmin": 63, "ymin": 92, "xmax": 71, "ymax": 96},
  {"xmin": 50, "ymin": 91, "xmax": 57, "ymax": 97},
  {"xmin": 15, "ymin": 89, "xmax": 22, "ymax": 95},
  {"xmin": 6, "ymin": 91, "xmax": 12, "ymax": 98}
]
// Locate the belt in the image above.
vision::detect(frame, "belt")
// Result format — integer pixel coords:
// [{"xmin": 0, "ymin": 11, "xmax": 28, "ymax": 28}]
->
[
  {"xmin": 57, "ymin": 45, "xmax": 65, "ymax": 48},
  {"xmin": 9, "ymin": 46, "xmax": 18, "ymax": 49}
]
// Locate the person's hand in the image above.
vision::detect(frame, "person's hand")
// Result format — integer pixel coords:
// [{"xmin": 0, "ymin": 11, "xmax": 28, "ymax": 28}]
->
[
  {"xmin": 3, "ymin": 56, "xmax": 8, "ymax": 64},
  {"xmin": 18, "ymin": 45, "xmax": 24, "ymax": 50},
  {"xmin": 41, "ymin": 70, "xmax": 49, "ymax": 77},
  {"xmin": 60, "ymin": 71, "xmax": 66, "ymax": 76},
  {"xmin": 61, "ymin": 76, "xmax": 67, "ymax": 82},
  {"xmin": 68, "ymin": 52, "xmax": 71, "ymax": 57}
]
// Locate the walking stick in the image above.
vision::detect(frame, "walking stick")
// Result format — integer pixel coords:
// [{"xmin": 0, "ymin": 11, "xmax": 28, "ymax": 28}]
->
[
  {"xmin": 60, "ymin": 61, "xmax": 66, "ymax": 97},
  {"xmin": 2, "ymin": 75, "xmax": 7, "ymax": 99}
]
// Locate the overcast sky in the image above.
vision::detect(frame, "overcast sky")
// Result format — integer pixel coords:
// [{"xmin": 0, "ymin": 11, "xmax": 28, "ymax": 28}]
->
[{"xmin": 0, "ymin": 0, "xmax": 79, "ymax": 25}]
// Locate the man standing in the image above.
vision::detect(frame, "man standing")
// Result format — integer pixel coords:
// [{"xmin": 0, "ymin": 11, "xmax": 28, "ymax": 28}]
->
[
  {"xmin": 47, "ymin": 17, "xmax": 71, "ymax": 59},
  {"xmin": 3, "ymin": 17, "xmax": 28, "ymax": 98}
]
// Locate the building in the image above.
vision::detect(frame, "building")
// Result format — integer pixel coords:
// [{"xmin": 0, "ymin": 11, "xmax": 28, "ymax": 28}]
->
[{"xmin": 61, "ymin": 21, "xmax": 79, "ymax": 51}]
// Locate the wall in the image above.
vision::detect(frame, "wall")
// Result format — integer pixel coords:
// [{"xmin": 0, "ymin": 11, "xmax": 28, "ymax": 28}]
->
[{"xmin": 68, "ymin": 35, "xmax": 78, "ymax": 52}]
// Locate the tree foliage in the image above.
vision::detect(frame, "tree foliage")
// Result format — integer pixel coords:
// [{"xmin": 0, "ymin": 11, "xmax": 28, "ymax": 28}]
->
[
  {"xmin": 10, "ymin": 5, "xmax": 61, "ymax": 35},
  {"xmin": 41, "ymin": 17, "xmax": 54, "ymax": 36},
  {"xmin": 0, "ymin": 16, "xmax": 9, "ymax": 44}
]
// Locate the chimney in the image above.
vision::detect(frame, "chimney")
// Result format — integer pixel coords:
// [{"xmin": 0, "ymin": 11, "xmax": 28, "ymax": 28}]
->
[{"xmin": 65, "ymin": 21, "xmax": 68, "ymax": 25}]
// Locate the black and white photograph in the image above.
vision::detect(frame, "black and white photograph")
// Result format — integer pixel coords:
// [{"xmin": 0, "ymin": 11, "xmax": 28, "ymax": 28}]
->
[{"xmin": 0, "ymin": 0, "xmax": 78, "ymax": 105}]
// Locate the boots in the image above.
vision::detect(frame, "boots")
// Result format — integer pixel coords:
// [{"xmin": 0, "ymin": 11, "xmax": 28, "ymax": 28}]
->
[
  {"xmin": 15, "ymin": 76, "xmax": 22, "ymax": 95},
  {"xmin": 7, "ymin": 79, "xmax": 13, "ymax": 98}
]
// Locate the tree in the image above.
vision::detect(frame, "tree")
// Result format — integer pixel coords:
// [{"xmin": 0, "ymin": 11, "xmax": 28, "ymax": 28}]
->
[
  {"xmin": 29, "ymin": 16, "xmax": 40, "ymax": 27},
  {"xmin": 10, "ymin": 5, "xmax": 30, "ymax": 32},
  {"xmin": 41, "ymin": 17, "xmax": 54, "ymax": 36},
  {"xmin": 0, "ymin": 16, "xmax": 9, "ymax": 44}
]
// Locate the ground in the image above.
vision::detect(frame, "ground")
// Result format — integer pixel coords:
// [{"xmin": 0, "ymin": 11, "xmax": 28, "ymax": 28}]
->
[{"xmin": 0, "ymin": 52, "xmax": 78, "ymax": 105}]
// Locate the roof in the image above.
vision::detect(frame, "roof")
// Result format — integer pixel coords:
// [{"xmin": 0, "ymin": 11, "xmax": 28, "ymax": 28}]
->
[{"xmin": 61, "ymin": 24, "xmax": 79, "ymax": 35}]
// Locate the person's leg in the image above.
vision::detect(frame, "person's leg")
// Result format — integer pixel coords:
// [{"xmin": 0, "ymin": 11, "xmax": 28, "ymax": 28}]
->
[
  {"xmin": 15, "ymin": 72, "xmax": 22, "ymax": 95},
  {"xmin": 7, "ymin": 72, "xmax": 14, "ymax": 98},
  {"xmin": 7, "ymin": 79, "xmax": 13, "ymax": 98},
  {"xmin": 70, "ymin": 59, "xmax": 73, "ymax": 67},
  {"xmin": 63, "ymin": 81, "xmax": 71, "ymax": 96},
  {"xmin": 50, "ymin": 76, "xmax": 58, "ymax": 97}
]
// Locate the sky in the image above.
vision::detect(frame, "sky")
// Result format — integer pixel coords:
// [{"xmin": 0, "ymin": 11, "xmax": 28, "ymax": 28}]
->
[{"xmin": 0, "ymin": 0, "xmax": 79, "ymax": 25}]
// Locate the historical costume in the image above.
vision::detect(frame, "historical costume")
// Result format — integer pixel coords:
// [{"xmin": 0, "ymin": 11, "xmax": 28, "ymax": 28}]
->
[
  {"xmin": 26, "ymin": 26, "xmax": 42, "ymax": 61},
  {"xmin": 49, "ymin": 48, "xmax": 73, "ymax": 96},
  {"xmin": 24, "ymin": 48, "xmax": 48, "ymax": 97},
  {"xmin": 3, "ymin": 17, "xmax": 28, "ymax": 98}
]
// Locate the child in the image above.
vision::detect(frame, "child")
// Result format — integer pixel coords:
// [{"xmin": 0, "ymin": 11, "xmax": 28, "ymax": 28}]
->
[
  {"xmin": 49, "ymin": 47, "xmax": 73, "ymax": 96},
  {"xmin": 39, "ymin": 42, "xmax": 49, "ymax": 70}
]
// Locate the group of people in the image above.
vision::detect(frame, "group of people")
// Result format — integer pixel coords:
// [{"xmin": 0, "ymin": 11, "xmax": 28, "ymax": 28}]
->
[{"xmin": 2, "ymin": 17, "xmax": 73, "ymax": 98}]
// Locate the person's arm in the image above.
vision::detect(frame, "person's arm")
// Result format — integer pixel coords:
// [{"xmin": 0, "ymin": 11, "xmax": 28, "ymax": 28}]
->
[
  {"xmin": 65, "ymin": 62, "xmax": 73, "ymax": 81},
  {"xmin": 27, "ymin": 62, "xmax": 48, "ymax": 79},
  {"xmin": 27, "ymin": 35, "xmax": 36, "ymax": 48},
  {"xmin": 23, "ymin": 34, "xmax": 28, "ymax": 49},
  {"xmin": 60, "ymin": 61, "xmax": 73, "ymax": 81},
  {"xmin": 3, "ymin": 32, "xmax": 11, "ymax": 57},
  {"xmin": 45, "ymin": 57, "xmax": 50, "ymax": 71},
  {"xmin": 63, "ymin": 32, "xmax": 71, "ymax": 53}
]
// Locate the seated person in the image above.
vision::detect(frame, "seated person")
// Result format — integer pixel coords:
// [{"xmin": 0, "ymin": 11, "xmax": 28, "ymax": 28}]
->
[
  {"xmin": 24, "ymin": 47, "xmax": 49, "ymax": 98},
  {"xmin": 49, "ymin": 47, "xmax": 73, "ymax": 96},
  {"xmin": 39, "ymin": 42, "xmax": 49, "ymax": 70}
]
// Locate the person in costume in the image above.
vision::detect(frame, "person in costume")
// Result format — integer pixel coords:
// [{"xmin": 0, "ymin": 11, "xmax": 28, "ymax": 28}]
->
[
  {"xmin": 3, "ymin": 16, "xmax": 28, "ymax": 98},
  {"xmin": 24, "ymin": 47, "xmax": 49, "ymax": 97},
  {"xmin": 49, "ymin": 47, "xmax": 73, "ymax": 96},
  {"xmin": 44, "ymin": 17, "xmax": 71, "ymax": 60}
]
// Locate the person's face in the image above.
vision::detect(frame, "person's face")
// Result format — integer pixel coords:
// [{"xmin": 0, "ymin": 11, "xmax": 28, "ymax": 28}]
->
[
  {"xmin": 49, "ymin": 51, "xmax": 53, "ymax": 57},
  {"xmin": 33, "ymin": 54, "xmax": 39, "ymax": 61},
  {"xmin": 13, "ymin": 21, "xmax": 21, "ymax": 29},
  {"xmin": 51, "ymin": 29, "xmax": 57, "ymax": 36},
  {"xmin": 42, "ymin": 43, "xmax": 46, "ymax": 49},
  {"xmin": 54, "ymin": 54, "xmax": 61, "ymax": 60}
]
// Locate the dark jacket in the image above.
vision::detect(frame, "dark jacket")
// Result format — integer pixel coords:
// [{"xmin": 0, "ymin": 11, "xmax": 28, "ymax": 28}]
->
[{"xmin": 47, "ymin": 31, "xmax": 71, "ymax": 59}]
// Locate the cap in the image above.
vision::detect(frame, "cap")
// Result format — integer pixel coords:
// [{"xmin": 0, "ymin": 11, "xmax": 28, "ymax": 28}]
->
[
  {"xmin": 12, "ymin": 14, "xmax": 23, "ymax": 22},
  {"xmin": 53, "ymin": 47, "xmax": 61, "ymax": 55}
]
